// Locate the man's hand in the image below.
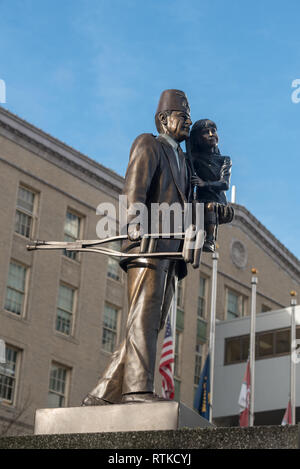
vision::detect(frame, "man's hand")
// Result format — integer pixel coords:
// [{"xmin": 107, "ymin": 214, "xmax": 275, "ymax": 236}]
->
[
  {"xmin": 128, "ymin": 224, "xmax": 142, "ymax": 242},
  {"xmin": 191, "ymin": 175, "xmax": 207, "ymax": 188}
]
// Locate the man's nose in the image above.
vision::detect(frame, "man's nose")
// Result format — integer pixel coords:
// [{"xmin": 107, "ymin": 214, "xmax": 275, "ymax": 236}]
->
[{"xmin": 186, "ymin": 117, "xmax": 192, "ymax": 126}]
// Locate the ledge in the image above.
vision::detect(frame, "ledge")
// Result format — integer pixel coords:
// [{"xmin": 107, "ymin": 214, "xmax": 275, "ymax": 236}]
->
[{"xmin": 0, "ymin": 425, "xmax": 298, "ymax": 449}]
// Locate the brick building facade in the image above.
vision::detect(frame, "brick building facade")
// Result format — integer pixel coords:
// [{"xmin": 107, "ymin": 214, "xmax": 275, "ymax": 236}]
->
[{"xmin": 0, "ymin": 107, "xmax": 299, "ymax": 434}]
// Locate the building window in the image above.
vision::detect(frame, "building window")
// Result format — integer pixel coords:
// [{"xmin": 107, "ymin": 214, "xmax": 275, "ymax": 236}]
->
[
  {"xmin": 226, "ymin": 290, "xmax": 239, "ymax": 320},
  {"xmin": 257, "ymin": 329, "xmax": 290, "ymax": 357},
  {"xmin": 197, "ymin": 276, "xmax": 207, "ymax": 319},
  {"xmin": 194, "ymin": 342, "xmax": 203, "ymax": 385},
  {"xmin": 0, "ymin": 346, "xmax": 19, "ymax": 404},
  {"xmin": 64, "ymin": 211, "xmax": 81, "ymax": 260},
  {"xmin": 197, "ymin": 318, "xmax": 207, "ymax": 343},
  {"xmin": 226, "ymin": 289, "xmax": 246, "ymax": 320},
  {"xmin": 4, "ymin": 262, "xmax": 28, "ymax": 316},
  {"xmin": 174, "ymin": 331, "xmax": 182, "ymax": 378},
  {"xmin": 258, "ymin": 332, "xmax": 273, "ymax": 357},
  {"xmin": 107, "ymin": 241, "xmax": 121, "ymax": 281},
  {"xmin": 177, "ymin": 280, "xmax": 184, "ymax": 309},
  {"xmin": 224, "ymin": 327, "xmax": 296, "ymax": 365},
  {"xmin": 56, "ymin": 284, "xmax": 75, "ymax": 335},
  {"xmin": 15, "ymin": 186, "xmax": 37, "ymax": 238},
  {"xmin": 102, "ymin": 303, "xmax": 119, "ymax": 353},
  {"xmin": 48, "ymin": 363, "xmax": 69, "ymax": 408},
  {"xmin": 176, "ymin": 308, "xmax": 184, "ymax": 331},
  {"xmin": 174, "ymin": 378, "xmax": 181, "ymax": 402},
  {"xmin": 225, "ymin": 335, "xmax": 249, "ymax": 365},
  {"xmin": 276, "ymin": 329, "xmax": 290, "ymax": 354}
]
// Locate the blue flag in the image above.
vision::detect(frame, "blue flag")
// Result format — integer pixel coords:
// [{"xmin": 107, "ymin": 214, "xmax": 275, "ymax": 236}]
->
[{"xmin": 194, "ymin": 353, "xmax": 211, "ymax": 420}]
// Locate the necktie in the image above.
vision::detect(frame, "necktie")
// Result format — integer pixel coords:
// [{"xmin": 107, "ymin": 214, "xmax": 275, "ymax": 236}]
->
[{"xmin": 177, "ymin": 145, "xmax": 187, "ymax": 193}]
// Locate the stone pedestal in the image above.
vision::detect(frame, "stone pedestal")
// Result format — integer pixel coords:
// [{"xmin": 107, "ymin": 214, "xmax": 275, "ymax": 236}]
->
[
  {"xmin": 34, "ymin": 401, "xmax": 213, "ymax": 435},
  {"xmin": 0, "ymin": 425, "xmax": 298, "ymax": 449}
]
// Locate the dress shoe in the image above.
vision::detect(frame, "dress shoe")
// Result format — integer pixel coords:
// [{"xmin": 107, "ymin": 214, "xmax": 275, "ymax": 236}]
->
[
  {"xmin": 81, "ymin": 394, "xmax": 112, "ymax": 406},
  {"xmin": 122, "ymin": 392, "xmax": 169, "ymax": 404},
  {"xmin": 203, "ymin": 240, "xmax": 215, "ymax": 253}
]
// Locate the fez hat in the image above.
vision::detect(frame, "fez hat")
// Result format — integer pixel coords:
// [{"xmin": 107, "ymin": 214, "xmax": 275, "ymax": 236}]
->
[{"xmin": 156, "ymin": 89, "xmax": 190, "ymax": 115}]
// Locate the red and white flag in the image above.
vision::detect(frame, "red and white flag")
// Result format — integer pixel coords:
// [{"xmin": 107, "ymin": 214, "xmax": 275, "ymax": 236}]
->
[
  {"xmin": 159, "ymin": 316, "xmax": 174, "ymax": 399},
  {"xmin": 238, "ymin": 359, "xmax": 251, "ymax": 427},
  {"xmin": 281, "ymin": 400, "xmax": 292, "ymax": 425}
]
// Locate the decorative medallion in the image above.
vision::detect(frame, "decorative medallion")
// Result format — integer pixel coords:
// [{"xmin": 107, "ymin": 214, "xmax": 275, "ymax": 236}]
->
[{"xmin": 231, "ymin": 239, "xmax": 248, "ymax": 269}]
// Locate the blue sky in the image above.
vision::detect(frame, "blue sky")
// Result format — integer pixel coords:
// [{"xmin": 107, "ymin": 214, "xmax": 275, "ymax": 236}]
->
[{"xmin": 1, "ymin": 0, "xmax": 299, "ymax": 259}]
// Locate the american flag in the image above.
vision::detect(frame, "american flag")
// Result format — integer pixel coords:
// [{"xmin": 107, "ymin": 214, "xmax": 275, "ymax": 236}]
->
[
  {"xmin": 282, "ymin": 400, "xmax": 292, "ymax": 425},
  {"xmin": 238, "ymin": 358, "xmax": 251, "ymax": 427},
  {"xmin": 159, "ymin": 315, "xmax": 175, "ymax": 399}
]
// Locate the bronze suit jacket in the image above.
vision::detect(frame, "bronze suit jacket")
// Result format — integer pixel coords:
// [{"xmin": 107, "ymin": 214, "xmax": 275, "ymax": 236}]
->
[{"xmin": 120, "ymin": 133, "xmax": 191, "ymax": 280}]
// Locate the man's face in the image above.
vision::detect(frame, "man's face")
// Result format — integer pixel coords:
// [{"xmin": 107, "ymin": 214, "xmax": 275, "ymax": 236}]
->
[
  {"xmin": 164, "ymin": 111, "xmax": 192, "ymax": 142},
  {"xmin": 198, "ymin": 126, "xmax": 219, "ymax": 149}
]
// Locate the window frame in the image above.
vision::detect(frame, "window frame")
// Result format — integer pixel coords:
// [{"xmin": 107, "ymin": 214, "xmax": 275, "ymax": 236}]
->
[
  {"xmin": 194, "ymin": 341, "xmax": 204, "ymax": 386},
  {"xmin": 176, "ymin": 279, "xmax": 185, "ymax": 310},
  {"xmin": 55, "ymin": 283, "xmax": 77, "ymax": 337},
  {"xmin": 63, "ymin": 209, "xmax": 83, "ymax": 262},
  {"xmin": 174, "ymin": 377, "xmax": 181, "ymax": 402},
  {"xmin": 47, "ymin": 362, "xmax": 70, "ymax": 408},
  {"xmin": 14, "ymin": 184, "xmax": 39, "ymax": 239},
  {"xmin": 197, "ymin": 275, "xmax": 208, "ymax": 320},
  {"xmin": 225, "ymin": 287, "xmax": 247, "ymax": 321},
  {"xmin": 101, "ymin": 303, "xmax": 120, "ymax": 354},
  {"xmin": 106, "ymin": 240, "xmax": 122, "ymax": 282},
  {"xmin": 224, "ymin": 334, "xmax": 250, "ymax": 365},
  {"xmin": 174, "ymin": 329, "xmax": 183, "ymax": 379},
  {"xmin": 224, "ymin": 326, "xmax": 298, "ymax": 365},
  {"xmin": 0, "ymin": 344, "xmax": 21, "ymax": 406},
  {"xmin": 4, "ymin": 260, "xmax": 30, "ymax": 318}
]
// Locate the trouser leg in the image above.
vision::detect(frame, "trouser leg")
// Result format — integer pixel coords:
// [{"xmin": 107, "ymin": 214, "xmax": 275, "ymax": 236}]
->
[
  {"xmin": 84, "ymin": 259, "xmax": 175, "ymax": 402},
  {"xmin": 122, "ymin": 259, "xmax": 175, "ymax": 395},
  {"xmin": 87, "ymin": 339, "xmax": 126, "ymax": 403}
]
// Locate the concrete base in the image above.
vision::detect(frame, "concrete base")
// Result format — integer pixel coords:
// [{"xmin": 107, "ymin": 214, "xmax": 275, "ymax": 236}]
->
[
  {"xmin": 0, "ymin": 425, "xmax": 299, "ymax": 449},
  {"xmin": 34, "ymin": 402, "xmax": 213, "ymax": 435}
]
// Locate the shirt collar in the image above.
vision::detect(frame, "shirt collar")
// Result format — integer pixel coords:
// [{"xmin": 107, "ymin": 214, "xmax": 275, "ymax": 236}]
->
[{"xmin": 159, "ymin": 133, "xmax": 179, "ymax": 152}]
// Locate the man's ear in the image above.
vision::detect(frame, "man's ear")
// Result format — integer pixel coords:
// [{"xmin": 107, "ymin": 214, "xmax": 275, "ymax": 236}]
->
[{"xmin": 158, "ymin": 112, "xmax": 168, "ymax": 126}]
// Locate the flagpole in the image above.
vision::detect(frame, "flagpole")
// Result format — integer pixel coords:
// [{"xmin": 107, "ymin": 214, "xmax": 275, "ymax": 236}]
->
[
  {"xmin": 249, "ymin": 268, "xmax": 258, "ymax": 427},
  {"xmin": 170, "ymin": 277, "xmax": 178, "ymax": 375},
  {"xmin": 209, "ymin": 251, "xmax": 219, "ymax": 424},
  {"xmin": 290, "ymin": 291, "xmax": 297, "ymax": 425},
  {"xmin": 231, "ymin": 185, "xmax": 236, "ymax": 204}
]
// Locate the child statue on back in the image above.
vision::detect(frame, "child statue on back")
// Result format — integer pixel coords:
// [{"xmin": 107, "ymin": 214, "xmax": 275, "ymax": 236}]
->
[{"xmin": 190, "ymin": 119, "xmax": 234, "ymax": 252}]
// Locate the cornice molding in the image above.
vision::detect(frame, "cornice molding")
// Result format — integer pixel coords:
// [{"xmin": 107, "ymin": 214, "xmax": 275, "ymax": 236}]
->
[
  {"xmin": 0, "ymin": 107, "xmax": 298, "ymax": 282},
  {"xmin": 232, "ymin": 204, "xmax": 300, "ymax": 282},
  {"xmin": 0, "ymin": 107, "xmax": 124, "ymax": 198}
]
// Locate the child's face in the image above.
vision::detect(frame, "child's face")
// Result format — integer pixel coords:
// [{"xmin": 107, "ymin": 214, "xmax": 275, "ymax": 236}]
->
[{"xmin": 199, "ymin": 126, "xmax": 219, "ymax": 150}]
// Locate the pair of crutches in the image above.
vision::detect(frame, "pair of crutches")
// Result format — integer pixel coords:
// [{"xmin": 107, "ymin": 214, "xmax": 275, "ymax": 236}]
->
[{"xmin": 27, "ymin": 226, "xmax": 204, "ymax": 269}]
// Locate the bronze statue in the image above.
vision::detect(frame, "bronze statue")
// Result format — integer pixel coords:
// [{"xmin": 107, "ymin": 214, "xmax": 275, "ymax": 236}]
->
[
  {"xmin": 190, "ymin": 119, "xmax": 233, "ymax": 252},
  {"xmin": 82, "ymin": 89, "xmax": 193, "ymax": 405}
]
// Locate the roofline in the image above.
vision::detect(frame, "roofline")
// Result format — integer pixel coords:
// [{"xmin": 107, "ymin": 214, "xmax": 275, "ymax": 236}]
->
[
  {"xmin": 216, "ymin": 305, "xmax": 300, "ymax": 328},
  {"xmin": 0, "ymin": 106, "xmax": 124, "ymax": 193},
  {"xmin": 0, "ymin": 106, "xmax": 299, "ymax": 279},
  {"xmin": 232, "ymin": 203, "xmax": 300, "ymax": 281}
]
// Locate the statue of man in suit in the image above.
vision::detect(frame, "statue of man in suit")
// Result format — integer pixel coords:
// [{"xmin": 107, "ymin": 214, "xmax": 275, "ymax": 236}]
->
[{"xmin": 82, "ymin": 89, "xmax": 192, "ymax": 405}]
